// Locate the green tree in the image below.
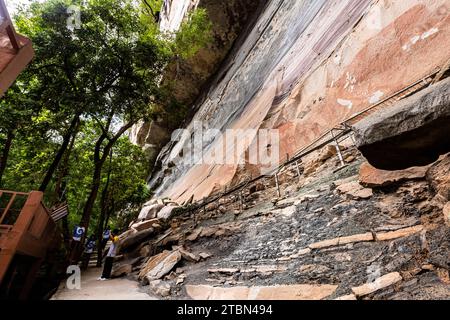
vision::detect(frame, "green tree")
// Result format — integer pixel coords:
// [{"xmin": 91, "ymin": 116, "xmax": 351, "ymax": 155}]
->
[
  {"xmin": 0, "ymin": 78, "xmax": 41, "ymax": 187},
  {"xmin": 3, "ymin": 0, "xmax": 212, "ymax": 246}
]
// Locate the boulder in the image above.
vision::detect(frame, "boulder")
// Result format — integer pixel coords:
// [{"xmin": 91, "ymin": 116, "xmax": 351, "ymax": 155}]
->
[
  {"xmin": 443, "ymin": 203, "xmax": 450, "ymax": 227},
  {"xmin": 359, "ymin": 162, "xmax": 429, "ymax": 188},
  {"xmin": 139, "ymin": 245, "xmax": 152, "ymax": 257},
  {"xmin": 316, "ymin": 145, "xmax": 339, "ymax": 163},
  {"xmin": 200, "ymin": 226, "xmax": 218, "ymax": 238},
  {"xmin": 131, "ymin": 218, "xmax": 160, "ymax": 232},
  {"xmin": 138, "ymin": 250, "xmax": 181, "ymax": 282},
  {"xmin": 119, "ymin": 229, "xmax": 136, "ymax": 241},
  {"xmin": 138, "ymin": 204, "xmax": 164, "ymax": 221},
  {"xmin": 352, "ymin": 78, "xmax": 450, "ymax": 170},
  {"xmin": 426, "ymin": 153, "xmax": 450, "ymax": 204},
  {"xmin": 149, "ymin": 280, "xmax": 171, "ymax": 297},
  {"xmin": 302, "ymin": 145, "xmax": 345, "ymax": 176},
  {"xmin": 178, "ymin": 247, "xmax": 200, "ymax": 262},
  {"xmin": 176, "ymin": 275, "xmax": 186, "ymax": 285},
  {"xmin": 157, "ymin": 205, "xmax": 180, "ymax": 221},
  {"xmin": 199, "ymin": 252, "xmax": 212, "ymax": 260},
  {"xmin": 119, "ymin": 228, "xmax": 154, "ymax": 252},
  {"xmin": 111, "ymin": 263, "xmax": 132, "ymax": 278},
  {"xmin": 336, "ymin": 181, "xmax": 373, "ymax": 199}
]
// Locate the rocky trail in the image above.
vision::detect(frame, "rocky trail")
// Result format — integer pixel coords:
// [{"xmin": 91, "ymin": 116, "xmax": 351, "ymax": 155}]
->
[{"xmin": 54, "ymin": 140, "xmax": 449, "ymax": 300}]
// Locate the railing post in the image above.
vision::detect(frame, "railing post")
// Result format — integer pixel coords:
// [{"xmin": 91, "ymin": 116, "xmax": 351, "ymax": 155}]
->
[
  {"xmin": 331, "ymin": 130, "xmax": 346, "ymax": 167},
  {"xmin": 295, "ymin": 161, "xmax": 301, "ymax": 181},
  {"xmin": 334, "ymin": 141, "xmax": 346, "ymax": 167},
  {"xmin": 274, "ymin": 173, "xmax": 281, "ymax": 198},
  {"xmin": 350, "ymin": 132, "xmax": 356, "ymax": 145}
]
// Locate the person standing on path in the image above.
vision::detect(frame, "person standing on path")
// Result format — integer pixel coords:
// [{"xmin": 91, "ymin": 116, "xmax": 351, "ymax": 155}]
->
[{"xmin": 98, "ymin": 229, "xmax": 119, "ymax": 281}]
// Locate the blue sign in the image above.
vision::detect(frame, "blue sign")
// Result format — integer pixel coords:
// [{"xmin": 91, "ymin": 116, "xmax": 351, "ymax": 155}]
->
[
  {"xmin": 85, "ymin": 240, "xmax": 95, "ymax": 253},
  {"xmin": 103, "ymin": 229, "xmax": 111, "ymax": 239},
  {"xmin": 73, "ymin": 226, "xmax": 85, "ymax": 241}
]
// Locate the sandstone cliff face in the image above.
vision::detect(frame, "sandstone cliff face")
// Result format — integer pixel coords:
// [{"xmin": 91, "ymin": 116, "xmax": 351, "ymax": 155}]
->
[
  {"xmin": 130, "ymin": 0, "xmax": 265, "ymax": 167},
  {"xmin": 149, "ymin": 0, "xmax": 450, "ymax": 203}
]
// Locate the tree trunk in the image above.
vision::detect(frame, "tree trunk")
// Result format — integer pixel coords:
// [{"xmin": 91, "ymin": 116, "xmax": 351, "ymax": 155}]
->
[
  {"xmin": 54, "ymin": 124, "xmax": 79, "ymax": 245},
  {"xmin": 0, "ymin": 129, "xmax": 14, "ymax": 188},
  {"xmin": 75, "ymin": 121, "xmax": 133, "ymax": 264},
  {"xmin": 104, "ymin": 198, "xmax": 113, "ymax": 230},
  {"xmin": 39, "ymin": 114, "xmax": 80, "ymax": 192},
  {"xmin": 61, "ymin": 216, "xmax": 70, "ymax": 250},
  {"xmin": 54, "ymin": 121, "xmax": 79, "ymax": 204},
  {"xmin": 80, "ymin": 157, "xmax": 105, "ymax": 231},
  {"xmin": 79, "ymin": 120, "xmax": 134, "ymax": 233},
  {"xmin": 96, "ymin": 150, "xmax": 113, "ymax": 267}
]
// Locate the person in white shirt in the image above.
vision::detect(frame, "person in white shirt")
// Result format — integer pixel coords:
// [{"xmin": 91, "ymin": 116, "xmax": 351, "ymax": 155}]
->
[{"xmin": 98, "ymin": 229, "xmax": 119, "ymax": 280}]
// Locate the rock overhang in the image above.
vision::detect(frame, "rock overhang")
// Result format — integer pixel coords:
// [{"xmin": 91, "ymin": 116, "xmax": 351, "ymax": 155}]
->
[{"xmin": 352, "ymin": 77, "xmax": 450, "ymax": 170}]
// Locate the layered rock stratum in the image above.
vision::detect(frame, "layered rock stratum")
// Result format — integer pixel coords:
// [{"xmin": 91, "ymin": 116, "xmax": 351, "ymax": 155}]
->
[{"xmin": 141, "ymin": 0, "xmax": 450, "ymax": 203}]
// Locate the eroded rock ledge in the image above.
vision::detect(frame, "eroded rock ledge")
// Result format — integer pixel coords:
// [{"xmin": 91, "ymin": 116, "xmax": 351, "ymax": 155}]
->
[{"xmin": 353, "ymin": 77, "xmax": 450, "ymax": 170}]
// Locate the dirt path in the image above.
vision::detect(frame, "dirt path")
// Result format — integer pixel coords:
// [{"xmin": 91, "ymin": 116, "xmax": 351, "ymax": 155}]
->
[{"xmin": 51, "ymin": 267, "xmax": 157, "ymax": 300}]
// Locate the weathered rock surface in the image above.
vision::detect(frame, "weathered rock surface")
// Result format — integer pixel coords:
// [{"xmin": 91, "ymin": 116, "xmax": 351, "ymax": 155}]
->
[
  {"xmin": 119, "ymin": 228, "xmax": 155, "ymax": 252},
  {"xmin": 138, "ymin": 204, "xmax": 164, "ymax": 221},
  {"xmin": 336, "ymin": 180, "xmax": 373, "ymax": 199},
  {"xmin": 303, "ymin": 146, "xmax": 339, "ymax": 176},
  {"xmin": 334, "ymin": 294, "xmax": 357, "ymax": 301},
  {"xmin": 149, "ymin": 0, "xmax": 450, "ymax": 203},
  {"xmin": 359, "ymin": 162, "xmax": 429, "ymax": 188},
  {"xmin": 177, "ymin": 247, "xmax": 200, "ymax": 262},
  {"xmin": 443, "ymin": 203, "xmax": 450, "ymax": 227},
  {"xmin": 353, "ymin": 78, "xmax": 450, "ymax": 170},
  {"xmin": 308, "ymin": 233, "xmax": 373, "ymax": 250},
  {"xmin": 149, "ymin": 280, "xmax": 171, "ymax": 297},
  {"xmin": 120, "ymin": 143, "xmax": 449, "ymax": 300},
  {"xmin": 138, "ymin": 250, "xmax": 181, "ymax": 282},
  {"xmin": 157, "ymin": 205, "xmax": 179, "ymax": 221},
  {"xmin": 426, "ymin": 153, "xmax": 450, "ymax": 204},
  {"xmin": 186, "ymin": 284, "xmax": 338, "ymax": 300},
  {"xmin": 351, "ymin": 272, "xmax": 403, "ymax": 297},
  {"xmin": 111, "ymin": 263, "xmax": 132, "ymax": 278},
  {"xmin": 376, "ymin": 225, "xmax": 424, "ymax": 241},
  {"xmin": 131, "ymin": 0, "xmax": 265, "ymax": 161},
  {"xmin": 131, "ymin": 219, "xmax": 160, "ymax": 232}
]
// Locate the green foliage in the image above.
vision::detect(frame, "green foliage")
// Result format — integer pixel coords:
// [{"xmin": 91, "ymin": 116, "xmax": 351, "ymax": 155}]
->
[
  {"xmin": 172, "ymin": 8, "xmax": 213, "ymax": 60},
  {"xmin": 1, "ymin": 0, "xmax": 212, "ymax": 232}
]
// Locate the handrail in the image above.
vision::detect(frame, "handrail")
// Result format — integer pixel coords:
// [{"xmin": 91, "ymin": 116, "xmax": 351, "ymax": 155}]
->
[
  {"xmin": 182, "ymin": 68, "xmax": 443, "ymax": 212},
  {"xmin": 0, "ymin": 190, "xmax": 30, "ymax": 196}
]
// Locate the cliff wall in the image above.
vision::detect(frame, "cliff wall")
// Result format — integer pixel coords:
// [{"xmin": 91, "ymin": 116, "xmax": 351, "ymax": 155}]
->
[{"xmin": 149, "ymin": 0, "xmax": 450, "ymax": 203}]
